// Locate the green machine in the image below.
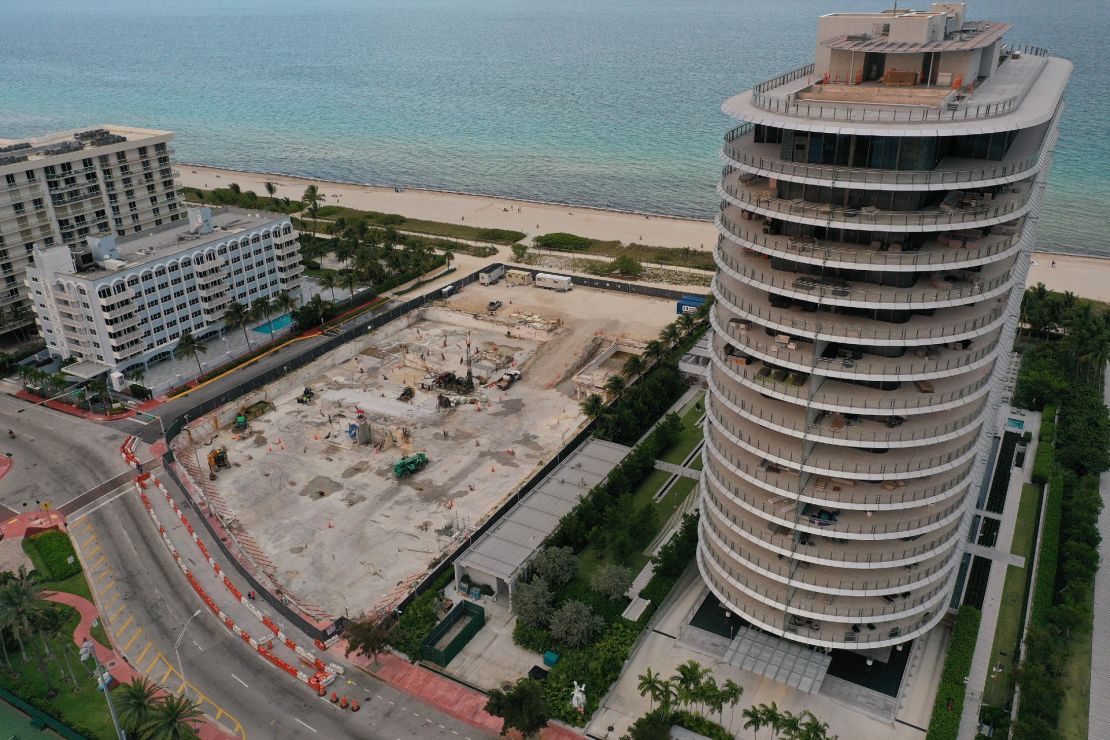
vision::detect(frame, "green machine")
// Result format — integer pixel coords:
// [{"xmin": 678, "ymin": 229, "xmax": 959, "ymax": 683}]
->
[{"xmin": 393, "ymin": 452, "xmax": 429, "ymax": 478}]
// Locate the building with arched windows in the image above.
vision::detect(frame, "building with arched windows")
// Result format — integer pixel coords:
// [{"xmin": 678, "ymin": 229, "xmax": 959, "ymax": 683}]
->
[
  {"xmin": 25, "ymin": 206, "xmax": 303, "ymax": 381},
  {"xmin": 699, "ymin": 3, "xmax": 1070, "ymax": 650}
]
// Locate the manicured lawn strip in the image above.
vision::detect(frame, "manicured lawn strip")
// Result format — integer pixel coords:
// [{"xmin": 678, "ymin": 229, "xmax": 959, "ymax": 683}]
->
[
  {"xmin": 0, "ymin": 609, "xmax": 116, "ymax": 739},
  {"xmin": 925, "ymin": 605, "xmax": 981, "ymax": 740},
  {"xmin": 1059, "ymin": 618, "xmax": 1092, "ymax": 740},
  {"xmin": 659, "ymin": 398, "xmax": 705, "ymax": 465},
  {"xmin": 984, "ymin": 482, "xmax": 1043, "ymax": 706}
]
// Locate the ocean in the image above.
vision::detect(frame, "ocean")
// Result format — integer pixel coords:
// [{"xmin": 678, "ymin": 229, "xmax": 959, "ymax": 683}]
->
[{"xmin": 0, "ymin": 0, "xmax": 1106, "ymax": 254}]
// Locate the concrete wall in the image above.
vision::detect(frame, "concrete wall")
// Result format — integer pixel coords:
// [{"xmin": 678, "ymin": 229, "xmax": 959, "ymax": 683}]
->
[{"xmin": 936, "ymin": 49, "xmax": 983, "ymax": 86}]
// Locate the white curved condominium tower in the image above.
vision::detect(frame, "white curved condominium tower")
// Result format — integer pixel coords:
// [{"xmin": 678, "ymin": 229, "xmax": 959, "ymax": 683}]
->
[{"xmin": 699, "ymin": 3, "xmax": 1071, "ymax": 649}]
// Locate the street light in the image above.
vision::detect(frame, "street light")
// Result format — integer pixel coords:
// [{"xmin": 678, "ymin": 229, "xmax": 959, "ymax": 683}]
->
[
  {"xmin": 174, "ymin": 609, "xmax": 203, "ymax": 698},
  {"xmin": 79, "ymin": 638, "xmax": 125, "ymax": 740},
  {"xmin": 15, "ymin": 382, "xmax": 84, "ymax": 413}
]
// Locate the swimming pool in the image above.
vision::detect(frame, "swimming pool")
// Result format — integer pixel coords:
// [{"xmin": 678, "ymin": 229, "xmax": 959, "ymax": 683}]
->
[
  {"xmin": 1006, "ymin": 418, "xmax": 1026, "ymax": 431},
  {"xmin": 252, "ymin": 313, "xmax": 293, "ymax": 335}
]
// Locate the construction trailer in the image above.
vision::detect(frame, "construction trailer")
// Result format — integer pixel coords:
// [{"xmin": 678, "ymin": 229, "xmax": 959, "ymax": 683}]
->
[
  {"xmin": 535, "ymin": 273, "xmax": 573, "ymax": 292},
  {"xmin": 676, "ymin": 294, "xmax": 707, "ymax": 315},
  {"xmin": 479, "ymin": 265, "xmax": 506, "ymax": 285},
  {"xmin": 505, "ymin": 269, "xmax": 533, "ymax": 287}
]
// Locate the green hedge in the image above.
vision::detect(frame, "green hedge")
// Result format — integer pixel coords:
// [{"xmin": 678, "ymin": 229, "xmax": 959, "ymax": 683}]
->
[
  {"xmin": 925, "ymin": 605, "xmax": 981, "ymax": 740},
  {"xmin": 1031, "ymin": 404, "xmax": 1056, "ymax": 485},
  {"xmin": 26, "ymin": 530, "xmax": 81, "ymax": 580},
  {"xmin": 1030, "ymin": 469, "xmax": 1064, "ymax": 626},
  {"xmin": 387, "ymin": 572, "xmax": 452, "ymax": 660},
  {"xmin": 533, "ymin": 232, "xmax": 595, "ymax": 251}
]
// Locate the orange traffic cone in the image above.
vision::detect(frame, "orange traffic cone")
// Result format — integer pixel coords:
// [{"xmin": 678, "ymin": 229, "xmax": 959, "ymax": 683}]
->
[
  {"xmin": 330, "ymin": 692, "xmax": 339, "ymax": 704},
  {"xmin": 351, "ymin": 700, "xmax": 360, "ymax": 712},
  {"xmin": 340, "ymin": 696, "xmax": 349, "ymax": 709}
]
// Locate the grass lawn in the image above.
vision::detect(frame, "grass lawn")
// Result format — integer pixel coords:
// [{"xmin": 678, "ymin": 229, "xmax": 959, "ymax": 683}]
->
[
  {"xmin": 0, "ymin": 612, "xmax": 116, "ymax": 739},
  {"xmin": 534, "ymin": 234, "xmax": 715, "ymax": 271},
  {"xmin": 22, "ymin": 540, "xmax": 112, "ymax": 648},
  {"xmin": 1058, "ymin": 618, "xmax": 1092, "ymax": 740},
  {"xmin": 659, "ymin": 396, "xmax": 705, "ymax": 466},
  {"xmin": 984, "ymin": 483, "xmax": 1042, "ymax": 708}
]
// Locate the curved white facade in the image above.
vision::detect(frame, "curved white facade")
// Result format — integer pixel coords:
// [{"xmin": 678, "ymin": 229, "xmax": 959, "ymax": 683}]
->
[{"xmin": 698, "ymin": 10, "xmax": 1071, "ymax": 649}]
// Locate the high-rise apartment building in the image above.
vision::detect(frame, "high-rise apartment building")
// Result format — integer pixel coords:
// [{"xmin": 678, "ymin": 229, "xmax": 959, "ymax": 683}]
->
[
  {"xmin": 25, "ymin": 207, "xmax": 303, "ymax": 380},
  {"xmin": 700, "ymin": 3, "xmax": 1070, "ymax": 648},
  {"xmin": 0, "ymin": 126, "xmax": 179, "ymax": 335}
]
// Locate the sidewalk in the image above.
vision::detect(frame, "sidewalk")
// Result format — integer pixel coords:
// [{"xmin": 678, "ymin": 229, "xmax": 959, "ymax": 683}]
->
[
  {"xmin": 338, "ymin": 643, "xmax": 580, "ymax": 740},
  {"xmin": 1089, "ymin": 365, "xmax": 1110, "ymax": 733},
  {"xmin": 12, "ymin": 389, "xmax": 162, "ymax": 421}
]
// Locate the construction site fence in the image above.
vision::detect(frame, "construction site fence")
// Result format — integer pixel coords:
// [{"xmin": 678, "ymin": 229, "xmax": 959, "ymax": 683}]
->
[
  {"xmin": 0, "ymin": 687, "xmax": 88, "ymax": 740},
  {"xmin": 157, "ymin": 264, "xmax": 701, "ymax": 638}
]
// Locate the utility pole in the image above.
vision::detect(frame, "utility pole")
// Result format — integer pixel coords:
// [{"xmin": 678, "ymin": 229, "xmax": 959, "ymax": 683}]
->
[{"xmin": 80, "ymin": 639, "xmax": 125, "ymax": 739}]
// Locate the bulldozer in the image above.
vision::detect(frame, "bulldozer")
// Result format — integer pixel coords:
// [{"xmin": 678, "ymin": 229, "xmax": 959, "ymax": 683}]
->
[
  {"xmin": 393, "ymin": 452, "xmax": 429, "ymax": 479},
  {"xmin": 207, "ymin": 448, "xmax": 230, "ymax": 478}
]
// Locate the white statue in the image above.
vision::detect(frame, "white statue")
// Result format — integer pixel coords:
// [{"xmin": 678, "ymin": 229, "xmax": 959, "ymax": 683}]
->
[{"xmin": 571, "ymin": 681, "xmax": 586, "ymax": 713}]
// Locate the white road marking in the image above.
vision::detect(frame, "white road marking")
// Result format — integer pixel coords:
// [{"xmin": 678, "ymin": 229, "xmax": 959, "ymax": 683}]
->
[
  {"xmin": 67, "ymin": 487, "xmax": 129, "ymax": 520},
  {"xmin": 389, "ymin": 700, "xmax": 395, "ymax": 705},
  {"xmin": 231, "ymin": 674, "xmax": 248, "ymax": 688},
  {"xmin": 294, "ymin": 718, "xmax": 317, "ymax": 733}
]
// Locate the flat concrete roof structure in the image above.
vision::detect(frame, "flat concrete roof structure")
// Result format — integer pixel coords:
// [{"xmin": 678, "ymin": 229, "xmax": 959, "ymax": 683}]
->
[{"xmin": 454, "ymin": 438, "xmax": 630, "ymax": 594}]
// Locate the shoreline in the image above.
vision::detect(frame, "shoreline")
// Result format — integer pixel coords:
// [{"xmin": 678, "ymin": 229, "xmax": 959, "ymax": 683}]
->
[{"xmin": 177, "ymin": 164, "xmax": 1110, "ymax": 303}]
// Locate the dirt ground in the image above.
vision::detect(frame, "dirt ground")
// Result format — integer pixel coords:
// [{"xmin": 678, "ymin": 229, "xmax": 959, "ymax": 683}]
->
[{"xmin": 202, "ymin": 283, "xmax": 677, "ymax": 618}]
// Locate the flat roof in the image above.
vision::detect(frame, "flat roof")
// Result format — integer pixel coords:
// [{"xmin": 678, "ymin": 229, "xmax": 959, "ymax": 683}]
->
[
  {"xmin": 822, "ymin": 21, "xmax": 1011, "ymax": 53},
  {"xmin": 455, "ymin": 439, "xmax": 631, "ymax": 584},
  {"xmin": 72, "ymin": 208, "xmax": 285, "ymax": 278},
  {"xmin": 0, "ymin": 125, "xmax": 173, "ymax": 165}
]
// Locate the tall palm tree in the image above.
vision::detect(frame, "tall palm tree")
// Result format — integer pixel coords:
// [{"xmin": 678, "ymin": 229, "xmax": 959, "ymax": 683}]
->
[
  {"xmin": 84, "ymin": 380, "xmax": 108, "ymax": 413},
  {"xmin": 677, "ymin": 312, "xmax": 696, "ymax": 335},
  {"xmin": 579, "ymin": 393, "xmax": 604, "ymax": 419},
  {"xmin": 118, "ymin": 676, "xmax": 161, "ymax": 734},
  {"xmin": 604, "ymin": 374, "xmax": 626, "ymax": 400},
  {"xmin": 343, "ymin": 270, "xmax": 359, "ymax": 304},
  {"xmin": 273, "ymin": 291, "xmax": 298, "ymax": 321},
  {"xmin": 636, "ymin": 668, "xmax": 664, "ymax": 712},
  {"xmin": 302, "ymin": 185, "xmax": 324, "ymax": 241},
  {"xmin": 16, "ymin": 365, "xmax": 36, "ymax": 389},
  {"xmin": 742, "ymin": 705, "xmax": 766, "ymax": 738},
  {"xmin": 660, "ymin": 323, "xmax": 681, "ymax": 348},
  {"xmin": 251, "ymin": 297, "xmax": 274, "ymax": 345},
  {"xmin": 263, "ymin": 180, "xmax": 277, "ymax": 206},
  {"xmin": 721, "ymin": 679, "xmax": 743, "ymax": 728},
  {"xmin": 0, "ymin": 567, "xmax": 54, "ymax": 691},
  {"xmin": 671, "ymin": 660, "xmax": 709, "ymax": 712},
  {"xmin": 224, "ymin": 301, "xmax": 255, "ymax": 353},
  {"xmin": 656, "ymin": 680, "xmax": 678, "ymax": 720},
  {"xmin": 643, "ymin": 339, "xmax": 666, "ymax": 366},
  {"xmin": 776, "ymin": 709, "xmax": 802, "ymax": 738},
  {"xmin": 757, "ymin": 702, "xmax": 783, "ymax": 737},
  {"xmin": 140, "ymin": 693, "xmax": 204, "ymax": 740},
  {"xmin": 320, "ymin": 272, "xmax": 338, "ymax": 302},
  {"xmin": 175, "ymin": 331, "xmax": 207, "ymax": 378}
]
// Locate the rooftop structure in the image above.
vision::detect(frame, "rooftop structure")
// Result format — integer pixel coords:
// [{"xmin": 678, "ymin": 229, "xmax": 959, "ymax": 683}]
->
[
  {"xmin": 0, "ymin": 125, "xmax": 180, "ymax": 335},
  {"xmin": 699, "ymin": 3, "xmax": 1071, "ymax": 651},
  {"xmin": 25, "ymin": 206, "xmax": 303, "ymax": 378}
]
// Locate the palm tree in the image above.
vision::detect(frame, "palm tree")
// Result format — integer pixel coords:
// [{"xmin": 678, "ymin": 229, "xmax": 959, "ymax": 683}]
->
[
  {"xmin": 579, "ymin": 393, "xmax": 604, "ymax": 419},
  {"xmin": 85, "ymin": 380, "xmax": 109, "ymax": 413},
  {"xmin": 251, "ymin": 297, "xmax": 274, "ymax": 345},
  {"xmin": 757, "ymin": 702, "xmax": 783, "ymax": 737},
  {"xmin": 302, "ymin": 185, "xmax": 324, "ymax": 240},
  {"xmin": 604, "ymin": 374, "xmax": 626, "ymax": 400},
  {"xmin": 637, "ymin": 668, "xmax": 664, "ymax": 712},
  {"xmin": 343, "ymin": 270, "xmax": 359, "ymax": 304},
  {"xmin": 621, "ymin": 354, "xmax": 643, "ymax": 378},
  {"xmin": 660, "ymin": 323, "xmax": 681, "ymax": 348},
  {"xmin": 140, "ymin": 693, "xmax": 204, "ymax": 740},
  {"xmin": 742, "ymin": 705, "xmax": 766, "ymax": 738},
  {"xmin": 656, "ymin": 679, "xmax": 678, "ymax": 720},
  {"xmin": 795, "ymin": 710, "xmax": 832, "ymax": 740},
  {"xmin": 643, "ymin": 339, "xmax": 666, "ymax": 366},
  {"xmin": 125, "ymin": 366, "xmax": 147, "ymax": 392},
  {"xmin": 118, "ymin": 676, "xmax": 161, "ymax": 734},
  {"xmin": 263, "ymin": 180, "xmax": 277, "ymax": 205},
  {"xmin": 175, "ymin": 331, "xmax": 207, "ymax": 378},
  {"xmin": 721, "ymin": 679, "xmax": 743, "ymax": 728},
  {"xmin": 677, "ymin": 312, "xmax": 696, "ymax": 335},
  {"xmin": 224, "ymin": 301, "xmax": 255, "ymax": 353},
  {"xmin": 0, "ymin": 567, "xmax": 55, "ymax": 692},
  {"xmin": 776, "ymin": 709, "xmax": 803, "ymax": 738},
  {"xmin": 273, "ymin": 291, "xmax": 298, "ymax": 321},
  {"xmin": 320, "ymin": 272, "xmax": 338, "ymax": 302},
  {"xmin": 671, "ymin": 660, "xmax": 709, "ymax": 712},
  {"xmin": 228, "ymin": 182, "xmax": 241, "ymax": 195},
  {"xmin": 16, "ymin": 365, "xmax": 36, "ymax": 389}
]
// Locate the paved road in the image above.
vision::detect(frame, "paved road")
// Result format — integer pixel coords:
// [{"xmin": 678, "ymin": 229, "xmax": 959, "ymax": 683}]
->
[
  {"xmin": 70, "ymin": 479, "xmax": 490, "ymax": 740},
  {"xmin": 0, "ymin": 393, "xmax": 132, "ymax": 514}
]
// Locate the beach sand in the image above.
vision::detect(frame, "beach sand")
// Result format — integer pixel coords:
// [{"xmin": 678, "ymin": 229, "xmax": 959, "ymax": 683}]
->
[
  {"xmin": 178, "ymin": 164, "xmax": 719, "ymax": 249},
  {"xmin": 178, "ymin": 164, "xmax": 1110, "ymax": 303}
]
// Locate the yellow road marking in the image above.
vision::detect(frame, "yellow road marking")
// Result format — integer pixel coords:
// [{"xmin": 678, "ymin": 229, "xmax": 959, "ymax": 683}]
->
[
  {"xmin": 110, "ymin": 605, "xmax": 125, "ymax": 620},
  {"xmin": 95, "ymin": 569, "xmax": 111, "ymax": 583},
  {"xmin": 80, "ymin": 534, "xmax": 96, "ymax": 547},
  {"xmin": 114, "ymin": 615, "xmax": 133, "ymax": 638},
  {"xmin": 123, "ymin": 628, "xmax": 143, "ymax": 651},
  {"xmin": 143, "ymin": 651, "xmax": 161, "ymax": 673},
  {"xmin": 158, "ymin": 662, "xmax": 173, "ymax": 684},
  {"xmin": 101, "ymin": 590, "xmax": 120, "ymax": 607},
  {"xmin": 135, "ymin": 641, "xmax": 153, "ymax": 666}
]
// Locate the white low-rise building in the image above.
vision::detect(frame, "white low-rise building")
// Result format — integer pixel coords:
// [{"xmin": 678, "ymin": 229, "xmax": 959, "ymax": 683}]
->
[{"xmin": 25, "ymin": 206, "xmax": 304, "ymax": 383}]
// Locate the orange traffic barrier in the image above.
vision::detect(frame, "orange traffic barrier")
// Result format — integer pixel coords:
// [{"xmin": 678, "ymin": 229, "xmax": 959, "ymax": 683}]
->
[
  {"xmin": 340, "ymin": 696, "xmax": 349, "ymax": 709},
  {"xmin": 350, "ymin": 700, "xmax": 360, "ymax": 712},
  {"xmin": 330, "ymin": 692, "xmax": 339, "ymax": 704}
]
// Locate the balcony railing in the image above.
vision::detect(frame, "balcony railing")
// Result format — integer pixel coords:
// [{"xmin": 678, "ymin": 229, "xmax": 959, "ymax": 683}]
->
[
  {"xmin": 748, "ymin": 59, "xmax": 1048, "ymax": 123},
  {"xmin": 715, "ymin": 245, "xmax": 1014, "ymax": 308},
  {"xmin": 716, "ymin": 212, "xmax": 1025, "ymax": 272},
  {"xmin": 709, "ymin": 375, "xmax": 985, "ymax": 448},
  {"xmin": 700, "ymin": 511, "xmax": 957, "ymax": 593},
  {"xmin": 723, "ymin": 123, "xmax": 1042, "ymax": 187},
  {"xmin": 719, "ymin": 174, "xmax": 1029, "ymax": 230},
  {"xmin": 713, "ymin": 280, "xmax": 1007, "ymax": 344},
  {"xmin": 710, "ymin": 310, "xmax": 1001, "ymax": 382},
  {"xmin": 702, "ymin": 428, "xmax": 972, "ymax": 510}
]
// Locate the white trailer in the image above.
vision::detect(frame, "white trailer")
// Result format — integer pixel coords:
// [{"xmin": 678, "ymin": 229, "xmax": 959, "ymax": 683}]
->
[
  {"xmin": 534, "ymin": 273, "xmax": 573, "ymax": 292},
  {"xmin": 479, "ymin": 265, "xmax": 506, "ymax": 285}
]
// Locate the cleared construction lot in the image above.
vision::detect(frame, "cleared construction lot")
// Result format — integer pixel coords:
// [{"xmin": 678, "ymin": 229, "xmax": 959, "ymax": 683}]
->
[{"xmin": 189, "ymin": 281, "xmax": 679, "ymax": 619}]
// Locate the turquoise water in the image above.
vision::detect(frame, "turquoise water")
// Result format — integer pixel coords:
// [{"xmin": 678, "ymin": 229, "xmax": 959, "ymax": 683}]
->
[
  {"xmin": 252, "ymin": 313, "xmax": 293, "ymax": 335},
  {"xmin": 0, "ymin": 0, "xmax": 1106, "ymax": 254}
]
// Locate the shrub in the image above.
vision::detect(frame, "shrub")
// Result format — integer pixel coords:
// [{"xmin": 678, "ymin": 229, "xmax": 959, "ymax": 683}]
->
[
  {"xmin": 387, "ymin": 572, "xmax": 451, "ymax": 660},
  {"xmin": 548, "ymin": 601, "xmax": 605, "ymax": 648},
  {"xmin": 925, "ymin": 605, "xmax": 981, "ymax": 740},
  {"xmin": 531, "ymin": 547, "xmax": 577, "ymax": 587},
  {"xmin": 543, "ymin": 621, "xmax": 640, "ymax": 725},
  {"xmin": 591, "ymin": 564, "xmax": 633, "ymax": 600},
  {"xmin": 474, "ymin": 228, "xmax": 525, "ymax": 244},
  {"xmin": 534, "ymin": 232, "xmax": 593, "ymax": 251},
  {"xmin": 128, "ymin": 383, "xmax": 151, "ymax": 400},
  {"xmin": 26, "ymin": 530, "xmax": 81, "ymax": 580},
  {"xmin": 512, "ymin": 620, "xmax": 552, "ymax": 653},
  {"xmin": 512, "ymin": 577, "xmax": 554, "ymax": 629}
]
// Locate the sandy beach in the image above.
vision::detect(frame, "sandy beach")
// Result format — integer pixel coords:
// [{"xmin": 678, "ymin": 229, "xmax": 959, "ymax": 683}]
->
[
  {"xmin": 178, "ymin": 164, "xmax": 719, "ymax": 250},
  {"xmin": 179, "ymin": 164, "xmax": 1110, "ymax": 303}
]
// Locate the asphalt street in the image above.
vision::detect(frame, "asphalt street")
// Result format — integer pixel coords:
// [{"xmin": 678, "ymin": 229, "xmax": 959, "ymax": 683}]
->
[
  {"xmin": 71, "ymin": 479, "xmax": 490, "ymax": 740},
  {"xmin": 0, "ymin": 393, "xmax": 132, "ymax": 515}
]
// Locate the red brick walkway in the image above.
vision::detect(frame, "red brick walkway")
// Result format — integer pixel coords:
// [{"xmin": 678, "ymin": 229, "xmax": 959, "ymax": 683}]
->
[
  {"xmin": 337, "ymin": 641, "xmax": 583, "ymax": 739},
  {"xmin": 12, "ymin": 390, "xmax": 162, "ymax": 421}
]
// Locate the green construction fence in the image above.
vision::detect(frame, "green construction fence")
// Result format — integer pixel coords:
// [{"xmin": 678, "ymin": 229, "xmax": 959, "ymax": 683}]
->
[{"xmin": 420, "ymin": 600, "xmax": 485, "ymax": 667}]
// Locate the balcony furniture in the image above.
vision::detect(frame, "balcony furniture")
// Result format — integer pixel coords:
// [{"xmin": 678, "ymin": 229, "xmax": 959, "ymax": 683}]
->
[{"xmin": 914, "ymin": 379, "xmax": 935, "ymax": 393}]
